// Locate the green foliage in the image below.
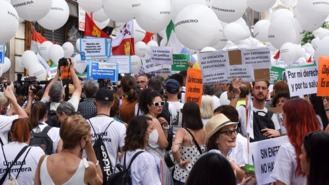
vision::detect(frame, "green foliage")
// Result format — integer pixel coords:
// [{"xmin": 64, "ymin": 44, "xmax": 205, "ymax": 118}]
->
[{"xmin": 301, "ymin": 22, "xmax": 329, "ymax": 45}]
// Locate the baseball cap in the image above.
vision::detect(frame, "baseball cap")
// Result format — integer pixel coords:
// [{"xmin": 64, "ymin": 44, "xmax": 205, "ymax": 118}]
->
[
  {"xmin": 165, "ymin": 79, "xmax": 180, "ymax": 94},
  {"xmin": 95, "ymin": 88, "xmax": 113, "ymax": 102}
]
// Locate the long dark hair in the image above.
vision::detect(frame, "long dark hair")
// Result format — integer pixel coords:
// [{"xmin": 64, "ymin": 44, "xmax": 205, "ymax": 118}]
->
[
  {"xmin": 123, "ymin": 116, "xmax": 151, "ymax": 152},
  {"xmin": 121, "ymin": 76, "xmax": 138, "ymax": 102},
  {"xmin": 304, "ymin": 131, "xmax": 329, "ymax": 185},
  {"xmin": 29, "ymin": 101, "xmax": 48, "ymax": 129},
  {"xmin": 138, "ymin": 88, "xmax": 161, "ymax": 114},
  {"xmin": 182, "ymin": 102, "xmax": 203, "ymax": 130}
]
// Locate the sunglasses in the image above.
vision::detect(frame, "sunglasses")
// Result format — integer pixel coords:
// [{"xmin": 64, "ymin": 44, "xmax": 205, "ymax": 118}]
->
[
  {"xmin": 153, "ymin": 101, "xmax": 165, "ymax": 107},
  {"xmin": 219, "ymin": 128, "xmax": 238, "ymax": 136}
]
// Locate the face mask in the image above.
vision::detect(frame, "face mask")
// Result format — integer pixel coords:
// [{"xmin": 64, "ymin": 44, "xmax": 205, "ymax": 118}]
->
[{"xmin": 148, "ymin": 129, "xmax": 159, "ymax": 148}]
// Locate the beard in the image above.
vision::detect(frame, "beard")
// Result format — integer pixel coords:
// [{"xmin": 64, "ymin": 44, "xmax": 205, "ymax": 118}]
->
[{"xmin": 253, "ymin": 93, "xmax": 266, "ymax": 102}]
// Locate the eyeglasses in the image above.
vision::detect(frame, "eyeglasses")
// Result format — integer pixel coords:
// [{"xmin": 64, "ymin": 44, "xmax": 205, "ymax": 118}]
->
[
  {"xmin": 137, "ymin": 80, "xmax": 146, "ymax": 84},
  {"xmin": 219, "ymin": 128, "xmax": 238, "ymax": 136},
  {"xmin": 153, "ymin": 101, "xmax": 165, "ymax": 107}
]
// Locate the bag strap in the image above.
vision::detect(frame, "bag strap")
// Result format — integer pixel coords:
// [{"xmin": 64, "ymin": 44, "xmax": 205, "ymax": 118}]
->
[
  {"xmin": 88, "ymin": 119, "xmax": 115, "ymax": 139},
  {"xmin": 184, "ymin": 128, "xmax": 203, "ymax": 154},
  {"xmin": 0, "ymin": 145, "xmax": 29, "ymax": 184},
  {"xmin": 124, "ymin": 151, "xmax": 144, "ymax": 170},
  {"xmin": 15, "ymin": 147, "xmax": 32, "ymax": 179},
  {"xmin": 37, "ymin": 155, "xmax": 47, "ymax": 184}
]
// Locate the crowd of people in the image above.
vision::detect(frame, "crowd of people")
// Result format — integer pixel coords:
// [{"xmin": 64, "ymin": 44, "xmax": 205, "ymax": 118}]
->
[{"xmin": 0, "ymin": 60, "xmax": 329, "ymax": 185}]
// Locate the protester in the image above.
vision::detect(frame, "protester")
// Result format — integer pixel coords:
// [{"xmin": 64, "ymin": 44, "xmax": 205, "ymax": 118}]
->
[
  {"xmin": 35, "ymin": 115, "xmax": 102, "ymax": 185},
  {"xmin": 185, "ymin": 151, "xmax": 236, "ymax": 185},
  {"xmin": 165, "ymin": 79, "xmax": 184, "ymax": 129},
  {"xmin": 300, "ymin": 131, "xmax": 329, "ymax": 185},
  {"xmin": 309, "ymin": 94, "xmax": 329, "ymax": 129},
  {"xmin": 119, "ymin": 76, "xmax": 138, "ymax": 123},
  {"xmin": 78, "ymin": 80, "xmax": 98, "ymax": 119},
  {"xmin": 136, "ymin": 74, "xmax": 149, "ymax": 90},
  {"xmin": 272, "ymin": 98, "xmax": 321, "ymax": 185},
  {"xmin": 56, "ymin": 102, "xmax": 76, "ymax": 125},
  {"xmin": 121, "ymin": 116, "xmax": 161, "ymax": 185},
  {"xmin": 172, "ymin": 102, "xmax": 206, "ymax": 185},
  {"xmin": 0, "ymin": 118, "xmax": 44, "ymax": 185},
  {"xmin": 271, "ymin": 92, "xmax": 290, "ymax": 135}
]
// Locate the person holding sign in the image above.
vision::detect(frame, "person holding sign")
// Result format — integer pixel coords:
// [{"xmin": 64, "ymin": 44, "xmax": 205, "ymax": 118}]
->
[{"xmin": 272, "ymin": 98, "xmax": 321, "ymax": 185}]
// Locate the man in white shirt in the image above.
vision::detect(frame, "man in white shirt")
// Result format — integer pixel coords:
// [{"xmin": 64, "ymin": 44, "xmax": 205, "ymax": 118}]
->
[
  {"xmin": 88, "ymin": 88, "xmax": 126, "ymax": 173},
  {"xmin": 165, "ymin": 79, "xmax": 184, "ymax": 130}
]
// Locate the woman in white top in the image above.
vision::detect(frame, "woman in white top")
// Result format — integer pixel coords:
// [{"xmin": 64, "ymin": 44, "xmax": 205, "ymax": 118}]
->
[
  {"xmin": 0, "ymin": 118, "xmax": 44, "ymax": 185},
  {"xmin": 121, "ymin": 116, "xmax": 161, "ymax": 185},
  {"xmin": 29, "ymin": 101, "xmax": 61, "ymax": 154},
  {"xmin": 35, "ymin": 114, "xmax": 102, "ymax": 185}
]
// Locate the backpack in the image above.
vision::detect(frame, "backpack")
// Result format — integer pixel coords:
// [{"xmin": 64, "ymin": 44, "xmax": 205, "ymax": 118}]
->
[
  {"xmin": 30, "ymin": 126, "xmax": 53, "ymax": 155},
  {"xmin": 251, "ymin": 110, "xmax": 275, "ymax": 142},
  {"xmin": 88, "ymin": 119, "xmax": 115, "ymax": 185},
  {"xmin": 45, "ymin": 102, "xmax": 60, "ymax": 128},
  {"xmin": 108, "ymin": 151, "xmax": 144, "ymax": 185}
]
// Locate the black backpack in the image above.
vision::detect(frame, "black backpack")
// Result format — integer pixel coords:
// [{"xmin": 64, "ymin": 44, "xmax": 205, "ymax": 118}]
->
[
  {"xmin": 30, "ymin": 126, "xmax": 53, "ymax": 155},
  {"xmin": 251, "ymin": 110, "xmax": 275, "ymax": 142},
  {"xmin": 46, "ymin": 102, "xmax": 60, "ymax": 128},
  {"xmin": 108, "ymin": 151, "xmax": 144, "ymax": 185},
  {"xmin": 89, "ymin": 119, "xmax": 115, "ymax": 185}
]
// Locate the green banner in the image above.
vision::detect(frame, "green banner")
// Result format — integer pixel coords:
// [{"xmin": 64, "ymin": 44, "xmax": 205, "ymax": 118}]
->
[
  {"xmin": 172, "ymin": 54, "xmax": 189, "ymax": 72},
  {"xmin": 270, "ymin": 66, "xmax": 285, "ymax": 83}
]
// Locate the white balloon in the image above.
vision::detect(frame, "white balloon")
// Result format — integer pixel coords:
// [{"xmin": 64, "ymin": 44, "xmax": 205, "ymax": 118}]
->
[
  {"xmin": 238, "ymin": 37, "xmax": 265, "ymax": 49},
  {"xmin": 171, "ymin": 0, "xmax": 206, "ymax": 20},
  {"xmin": 269, "ymin": 8, "xmax": 294, "ymax": 23},
  {"xmin": 280, "ymin": 43, "xmax": 304, "ymax": 65},
  {"xmin": 48, "ymin": 44, "xmax": 64, "ymax": 65},
  {"xmin": 21, "ymin": 50, "xmax": 47, "ymax": 80},
  {"xmin": 224, "ymin": 22, "xmax": 250, "ymax": 43},
  {"xmin": 135, "ymin": 41, "xmax": 147, "ymax": 57},
  {"xmin": 38, "ymin": 41, "xmax": 53, "ymax": 60},
  {"xmin": 174, "ymin": 4, "xmax": 221, "ymax": 49},
  {"xmin": 280, "ymin": 0, "xmax": 297, "ymax": 8},
  {"xmin": 78, "ymin": 0, "xmax": 102, "ymax": 12},
  {"xmin": 211, "ymin": 0, "xmax": 247, "ymax": 23},
  {"xmin": 37, "ymin": 0, "xmax": 69, "ymax": 30},
  {"xmin": 131, "ymin": 55, "xmax": 142, "ymax": 74},
  {"xmin": 133, "ymin": 20, "xmax": 146, "ymax": 43},
  {"xmin": 135, "ymin": 0, "xmax": 171, "ymax": 33},
  {"xmin": 211, "ymin": 23, "xmax": 227, "ymax": 49},
  {"xmin": 303, "ymin": 43, "xmax": 315, "ymax": 56},
  {"xmin": 247, "ymin": 0, "xmax": 276, "ymax": 12},
  {"xmin": 72, "ymin": 54, "xmax": 87, "ymax": 74},
  {"xmin": 160, "ymin": 38, "xmax": 167, "ymax": 47},
  {"xmin": 103, "ymin": 0, "xmax": 140, "ymax": 22},
  {"xmin": 11, "ymin": 0, "xmax": 52, "ymax": 21},
  {"xmin": 22, "ymin": 50, "xmax": 37, "ymax": 69},
  {"xmin": 147, "ymin": 40, "xmax": 158, "ymax": 47},
  {"xmin": 253, "ymin": 19, "xmax": 270, "ymax": 42},
  {"xmin": 95, "ymin": 19, "xmax": 110, "ymax": 29},
  {"xmin": 0, "ymin": 1, "xmax": 19, "ymax": 44},
  {"xmin": 76, "ymin": 39, "xmax": 81, "ymax": 52},
  {"xmin": 93, "ymin": 8, "xmax": 108, "ymax": 22},
  {"xmin": 201, "ymin": 47, "xmax": 216, "ymax": 52},
  {"xmin": 314, "ymin": 36, "xmax": 329, "ymax": 61},
  {"xmin": 313, "ymin": 28, "xmax": 329, "ymax": 40},
  {"xmin": 62, "ymin": 42, "xmax": 74, "ymax": 58},
  {"xmin": 0, "ymin": 57, "xmax": 11, "ymax": 74}
]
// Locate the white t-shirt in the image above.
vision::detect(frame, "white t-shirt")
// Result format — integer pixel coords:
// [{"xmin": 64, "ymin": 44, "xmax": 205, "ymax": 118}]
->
[
  {"xmin": 41, "ymin": 95, "xmax": 80, "ymax": 111},
  {"xmin": 211, "ymin": 95, "xmax": 221, "ymax": 111},
  {"xmin": 0, "ymin": 115, "xmax": 18, "ymax": 144},
  {"xmin": 0, "ymin": 142, "xmax": 45, "ymax": 185},
  {"xmin": 122, "ymin": 149, "xmax": 161, "ymax": 185},
  {"xmin": 167, "ymin": 101, "xmax": 183, "ymax": 129},
  {"xmin": 32, "ymin": 122, "xmax": 60, "ymax": 153},
  {"xmin": 271, "ymin": 143, "xmax": 307, "ymax": 185},
  {"xmin": 229, "ymin": 133, "xmax": 248, "ymax": 167},
  {"xmin": 88, "ymin": 116, "xmax": 126, "ymax": 167}
]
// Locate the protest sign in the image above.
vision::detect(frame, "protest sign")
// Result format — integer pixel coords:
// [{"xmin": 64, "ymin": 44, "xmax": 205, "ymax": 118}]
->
[
  {"xmin": 172, "ymin": 54, "xmax": 189, "ymax": 72},
  {"xmin": 142, "ymin": 58, "xmax": 162, "ymax": 73},
  {"xmin": 270, "ymin": 66, "xmax": 285, "ymax": 84},
  {"xmin": 241, "ymin": 48, "xmax": 271, "ymax": 68},
  {"xmin": 251, "ymin": 136, "xmax": 289, "ymax": 185},
  {"xmin": 108, "ymin": 56, "xmax": 131, "ymax": 74},
  {"xmin": 0, "ymin": 45, "xmax": 4, "ymax": 64},
  {"xmin": 317, "ymin": 57, "xmax": 329, "ymax": 96},
  {"xmin": 285, "ymin": 66, "xmax": 318, "ymax": 97},
  {"xmin": 228, "ymin": 65, "xmax": 254, "ymax": 82},
  {"xmin": 80, "ymin": 38, "xmax": 111, "ymax": 60},
  {"xmin": 185, "ymin": 68, "xmax": 203, "ymax": 105},
  {"xmin": 199, "ymin": 51, "xmax": 229, "ymax": 84},
  {"xmin": 151, "ymin": 47, "xmax": 173, "ymax": 65},
  {"xmin": 87, "ymin": 61, "xmax": 118, "ymax": 82}
]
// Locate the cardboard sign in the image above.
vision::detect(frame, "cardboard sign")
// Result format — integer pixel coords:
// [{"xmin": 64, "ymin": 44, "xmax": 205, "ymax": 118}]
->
[
  {"xmin": 80, "ymin": 38, "xmax": 111, "ymax": 60},
  {"xmin": 151, "ymin": 47, "xmax": 173, "ymax": 65},
  {"xmin": 172, "ymin": 54, "xmax": 189, "ymax": 72},
  {"xmin": 286, "ymin": 66, "xmax": 318, "ymax": 97},
  {"xmin": 199, "ymin": 51, "xmax": 229, "ymax": 84},
  {"xmin": 87, "ymin": 61, "xmax": 118, "ymax": 82},
  {"xmin": 317, "ymin": 56, "xmax": 329, "ymax": 96},
  {"xmin": 251, "ymin": 136, "xmax": 289, "ymax": 185},
  {"xmin": 185, "ymin": 68, "xmax": 203, "ymax": 105},
  {"xmin": 0, "ymin": 45, "xmax": 4, "ymax": 64},
  {"xmin": 108, "ymin": 56, "xmax": 131, "ymax": 74}
]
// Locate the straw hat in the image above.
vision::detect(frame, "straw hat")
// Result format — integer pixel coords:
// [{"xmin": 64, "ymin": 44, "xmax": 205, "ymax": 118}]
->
[{"xmin": 205, "ymin": 113, "xmax": 238, "ymax": 139}]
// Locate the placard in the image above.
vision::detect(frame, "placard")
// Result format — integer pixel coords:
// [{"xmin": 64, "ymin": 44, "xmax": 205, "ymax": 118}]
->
[
  {"xmin": 199, "ymin": 51, "xmax": 229, "ymax": 84},
  {"xmin": 151, "ymin": 47, "xmax": 173, "ymax": 65},
  {"xmin": 241, "ymin": 48, "xmax": 271, "ymax": 68},
  {"xmin": 228, "ymin": 65, "xmax": 254, "ymax": 82},
  {"xmin": 185, "ymin": 68, "xmax": 203, "ymax": 106},
  {"xmin": 317, "ymin": 56, "xmax": 329, "ymax": 96},
  {"xmin": 270, "ymin": 66, "xmax": 285, "ymax": 84},
  {"xmin": 108, "ymin": 56, "xmax": 131, "ymax": 74},
  {"xmin": 142, "ymin": 58, "xmax": 162, "ymax": 73},
  {"xmin": 251, "ymin": 136, "xmax": 289, "ymax": 185},
  {"xmin": 0, "ymin": 45, "xmax": 4, "ymax": 64},
  {"xmin": 172, "ymin": 54, "xmax": 189, "ymax": 72},
  {"xmin": 87, "ymin": 61, "xmax": 118, "ymax": 82},
  {"xmin": 285, "ymin": 66, "xmax": 318, "ymax": 97},
  {"xmin": 80, "ymin": 38, "xmax": 111, "ymax": 60}
]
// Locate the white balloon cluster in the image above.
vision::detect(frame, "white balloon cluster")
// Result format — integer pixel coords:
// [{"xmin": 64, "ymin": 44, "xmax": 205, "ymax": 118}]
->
[
  {"xmin": 21, "ymin": 51, "xmax": 47, "ymax": 81},
  {"xmin": 0, "ymin": 1, "xmax": 19, "ymax": 44},
  {"xmin": 280, "ymin": 42, "xmax": 305, "ymax": 65},
  {"xmin": 0, "ymin": 57, "xmax": 12, "ymax": 76}
]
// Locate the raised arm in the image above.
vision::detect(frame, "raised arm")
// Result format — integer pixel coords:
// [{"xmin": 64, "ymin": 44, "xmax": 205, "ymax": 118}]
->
[{"xmin": 4, "ymin": 85, "xmax": 27, "ymax": 118}]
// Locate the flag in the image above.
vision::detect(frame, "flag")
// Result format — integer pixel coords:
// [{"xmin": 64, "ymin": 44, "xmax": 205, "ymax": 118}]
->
[
  {"xmin": 142, "ymin": 32, "xmax": 153, "ymax": 44},
  {"xmin": 31, "ymin": 31, "xmax": 47, "ymax": 52},
  {"xmin": 84, "ymin": 13, "xmax": 108, "ymax": 38},
  {"xmin": 165, "ymin": 20, "xmax": 185, "ymax": 54},
  {"xmin": 112, "ymin": 20, "xmax": 135, "ymax": 56}
]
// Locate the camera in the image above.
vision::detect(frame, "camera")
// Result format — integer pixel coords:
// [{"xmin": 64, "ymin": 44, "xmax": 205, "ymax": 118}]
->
[
  {"xmin": 0, "ymin": 81, "xmax": 10, "ymax": 92},
  {"xmin": 14, "ymin": 75, "xmax": 46, "ymax": 96}
]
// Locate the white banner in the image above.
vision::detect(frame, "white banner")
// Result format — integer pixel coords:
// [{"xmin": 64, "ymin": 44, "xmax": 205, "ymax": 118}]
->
[
  {"xmin": 151, "ymin": 47, "xmax": 173, "ymax": 65},
  {"xmin": 199, "ymin": 51, "xmax": 229, "ymax": 84},
  {"xmin": 285, "ymin": 66, "xmax": 318, "ymax": 97},
  {"xmin": 80, "ymin": 38, "xmax": 111, "ymax": 60},
  {"xmin": 142, "ymin": 58, "xmax": 162, "ymax": 73},
  {"xmin": 108, "ymin": 56, "xmax": 131, "ymax": 74},
  {"xmin": 241, "ymin": 48, "xmax": 271, "ymax": 68},
  {"xmin": 228, "ymin": 65, "xmax": 254, "ymax": 82},
  {"xmin": 251, "ymin": 136, "xmax": 289, "ymax": 185}
]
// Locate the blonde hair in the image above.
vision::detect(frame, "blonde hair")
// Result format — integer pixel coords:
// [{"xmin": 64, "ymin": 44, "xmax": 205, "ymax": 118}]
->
[
  {"xmin": 60, "ymin": 114, "xmax": 90, "ymax": 149},
  {"xmin": 201, "ymin": 95, "xmax": 214, "ymax": 119},
  {"xmin": 0, "ymin": 92, "xmax": 8, "ymax": 106}
]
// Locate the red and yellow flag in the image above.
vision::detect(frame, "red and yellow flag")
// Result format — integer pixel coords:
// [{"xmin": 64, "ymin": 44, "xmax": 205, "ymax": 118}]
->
[{"xmin": 84, "ymin": 13, "xmax": 108, "ymax": 38}]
